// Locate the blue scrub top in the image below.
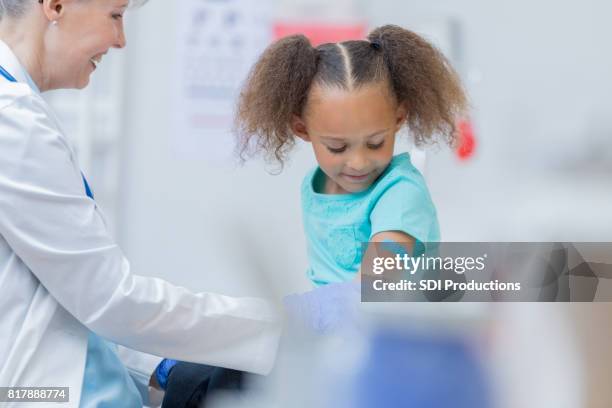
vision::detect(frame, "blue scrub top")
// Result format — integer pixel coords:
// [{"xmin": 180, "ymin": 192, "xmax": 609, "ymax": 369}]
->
[
  {"xmin": 77, "ymin": 166, "xmax": 143, "ymax": 408},
  {"xmin": 80, "ymin": 333, "xmax": 143, "ymax": 408}
]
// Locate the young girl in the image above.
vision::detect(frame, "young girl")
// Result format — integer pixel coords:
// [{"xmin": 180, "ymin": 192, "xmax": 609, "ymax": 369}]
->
[
  {"xmin": 155, "ymin": 25, "xmax": 471, "ymax": 406},
  {"xmin": 236, "ymin": 24, "xmax": 468, "ymax": 287}
]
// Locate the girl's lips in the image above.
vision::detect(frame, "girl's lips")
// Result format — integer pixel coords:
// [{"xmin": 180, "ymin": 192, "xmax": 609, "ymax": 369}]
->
[{"xmin": 342, "ymin": 172, "xmax": 370, "ymax": 182}]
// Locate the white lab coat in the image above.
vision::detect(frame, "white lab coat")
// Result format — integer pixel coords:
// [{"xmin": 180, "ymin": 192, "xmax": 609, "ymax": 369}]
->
[{"xmin": 0, "ymin": 41, "xmax": 280, "ymax": 407}]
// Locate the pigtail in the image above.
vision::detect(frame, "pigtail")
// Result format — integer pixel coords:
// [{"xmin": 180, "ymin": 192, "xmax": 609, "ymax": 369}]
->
[
  {"xmin": 368, "ymin": 25, "xmax": 468, "ymax": 146},
  {"xmin": 235, "ymin": 35, "xmax": 319, "ymax": 165}
]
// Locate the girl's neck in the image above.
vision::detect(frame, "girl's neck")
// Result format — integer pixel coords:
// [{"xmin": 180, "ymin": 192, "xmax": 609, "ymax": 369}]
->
[{"xmin": 324, "ymin": 176, "xmax": 350, "ymax": 195}]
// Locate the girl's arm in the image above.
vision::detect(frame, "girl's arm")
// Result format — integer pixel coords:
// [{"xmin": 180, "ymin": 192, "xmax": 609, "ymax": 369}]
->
[
  {"xmin": 371, "ymin": 230, "xmax": 415, "ymax": 248},
  {"xmin": 356, "ymin": 231, "xmax": 416, "ymax": 281}
]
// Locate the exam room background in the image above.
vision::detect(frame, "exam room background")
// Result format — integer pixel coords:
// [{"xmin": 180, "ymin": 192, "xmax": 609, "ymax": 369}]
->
[
  {"xmin": 43, "ymin": 0, "xmax": 611, "ymax": 407},
  {"xmin": 117, "ymin": 0, "xmax": 612, "ymax": 296}
]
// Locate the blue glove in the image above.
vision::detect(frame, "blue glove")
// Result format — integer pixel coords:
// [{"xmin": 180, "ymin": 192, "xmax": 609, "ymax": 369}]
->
[
  {"xmin": 154, "ymin": 358, "xmax": 178, "ymax": 390},
  {"xmin": 283, "ymin": 281, "xmax": 360, "ymax": 334}
]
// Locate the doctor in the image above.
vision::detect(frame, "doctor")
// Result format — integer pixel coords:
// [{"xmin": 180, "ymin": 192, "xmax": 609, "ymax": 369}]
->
[{"xmin": 0, "ymin": 0, "xmax": 280, "ymax": 406}]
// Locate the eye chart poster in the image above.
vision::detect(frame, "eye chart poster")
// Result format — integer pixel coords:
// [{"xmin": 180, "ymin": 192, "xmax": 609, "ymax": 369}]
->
[{"xmin": 172, "ymin": 0, "xmax": 272, "ymax": 162}]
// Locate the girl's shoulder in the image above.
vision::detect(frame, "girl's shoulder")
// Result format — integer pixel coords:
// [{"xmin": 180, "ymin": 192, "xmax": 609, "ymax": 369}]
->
[
  {"xmin": 368, "ymin": 152, "xmax": 440, "ymax": 243},
  {"xmin": 374, "ymin": 152, "xmax": 428, "ymax": 192}
]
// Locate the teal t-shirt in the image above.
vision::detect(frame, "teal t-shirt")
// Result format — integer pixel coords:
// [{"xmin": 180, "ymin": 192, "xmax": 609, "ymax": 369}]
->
[{"xmin": 301, "ymin": 153, "xmax": 440, "ymax": 286}]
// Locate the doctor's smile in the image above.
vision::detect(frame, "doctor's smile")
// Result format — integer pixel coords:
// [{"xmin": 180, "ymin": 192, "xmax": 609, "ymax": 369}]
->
[{"xmin": 89, "ymin": 53, "xmax": 105, "ymax": 70}]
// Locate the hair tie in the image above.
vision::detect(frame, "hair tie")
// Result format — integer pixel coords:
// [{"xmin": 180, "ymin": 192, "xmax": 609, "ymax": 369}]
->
[
  {"xmin": 312, "ymin": 46, "xmax": 321, "ymax": 63},
  {"xmin": 370, "ymin": 40, "xmax": 382, "ymax": 51}
]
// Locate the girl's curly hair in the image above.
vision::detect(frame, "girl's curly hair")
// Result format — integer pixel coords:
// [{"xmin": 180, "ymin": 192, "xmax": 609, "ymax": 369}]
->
[{"xmin": 235, "ymin": 24, "xmax": 468, "ymax": 165}]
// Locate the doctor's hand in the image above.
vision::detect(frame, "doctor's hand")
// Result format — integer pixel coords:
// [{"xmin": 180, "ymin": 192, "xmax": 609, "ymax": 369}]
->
[
  {"xmin": 283, "ymin": 281, "xmax": 360, "ymax": 335},
  {"xmin": 152, "ymin": 358, "xmax": 179, "ymax": 390}
]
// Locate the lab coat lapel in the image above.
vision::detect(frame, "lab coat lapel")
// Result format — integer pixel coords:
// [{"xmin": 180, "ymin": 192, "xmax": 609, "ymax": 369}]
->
[{"xmin": 0, "ymin": 39, "xmax": 41, "ymax": 93}]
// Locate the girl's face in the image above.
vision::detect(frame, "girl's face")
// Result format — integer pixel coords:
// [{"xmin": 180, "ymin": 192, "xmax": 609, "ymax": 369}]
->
[{"xmin": 292, "ymin": 82, "xmax": 407, "ymax": 194}]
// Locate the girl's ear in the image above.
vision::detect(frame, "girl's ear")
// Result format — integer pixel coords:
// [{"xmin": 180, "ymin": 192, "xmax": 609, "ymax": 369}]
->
[
  {"xmin": 291, "ymin": 115, "xmax": 311, "ymax": 142},
  {"xmin": 395, "ymin": 102, "xmax": 408, "ymax": 131}
]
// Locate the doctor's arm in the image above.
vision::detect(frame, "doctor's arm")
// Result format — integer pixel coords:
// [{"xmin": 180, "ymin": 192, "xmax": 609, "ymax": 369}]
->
[{"xmin": 0, "ymin": 96, "xmax": 280, "ymax": 375}]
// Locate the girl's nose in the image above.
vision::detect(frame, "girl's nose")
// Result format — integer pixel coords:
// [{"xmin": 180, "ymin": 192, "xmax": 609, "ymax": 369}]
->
[{"xmin": 347, "ymin": 152, "xmax": 369, "ymax": 172}]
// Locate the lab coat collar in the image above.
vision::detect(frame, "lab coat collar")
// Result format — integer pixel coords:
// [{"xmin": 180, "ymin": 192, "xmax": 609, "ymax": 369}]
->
[{"xmin": 0, "ymin": 39, "xmax": 41, "ymax": 94}]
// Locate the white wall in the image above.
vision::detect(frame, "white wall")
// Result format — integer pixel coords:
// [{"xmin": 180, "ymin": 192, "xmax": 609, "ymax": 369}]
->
[
  {"xmin": 117, "ymin": 1, "xmax": 316, "ymax": 298},
  {"xmin": 359, "ymin": 0, "xmax": 612, "ymax": 241}
]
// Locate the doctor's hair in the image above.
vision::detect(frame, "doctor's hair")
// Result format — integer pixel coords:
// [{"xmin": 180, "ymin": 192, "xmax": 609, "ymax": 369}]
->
[
  {"xmin": 0, "ymin": 0, "xmax": 148, "ymax": 20},
  {"xmin": 0, "ymin": 0, "xmax": 28, "ymax": 19},
  {"xmin": 235, "ymin": 24, "xmax": 468, "ymax": 165}
]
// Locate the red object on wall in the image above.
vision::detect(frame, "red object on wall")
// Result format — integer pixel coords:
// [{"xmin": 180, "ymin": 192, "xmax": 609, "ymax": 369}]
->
[
  {"xmin": 456, "ymin": 119, "xmax": 477, "ymax": 160},
  {"xmin": 273, "ymin": 22, "xmax": 367, "ymax": 46}
]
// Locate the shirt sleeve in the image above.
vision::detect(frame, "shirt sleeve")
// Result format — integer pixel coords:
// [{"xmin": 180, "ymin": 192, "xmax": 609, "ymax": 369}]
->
[
  {"xmin": 116, "ymin": 346, "xmax": 164, "ymax": 403},
  {"xmin": 0, "ymin": 95, "xmax": 280, "ymax": 375},
  {"xmin": 369, "ymin": 176, "xmax": 440, "ymax": 243}
]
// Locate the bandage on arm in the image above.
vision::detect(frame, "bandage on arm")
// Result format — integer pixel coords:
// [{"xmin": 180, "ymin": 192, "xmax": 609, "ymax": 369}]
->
[{"xmin": 358, "ymin": 231, "xmax": 416, "ymax": 279}]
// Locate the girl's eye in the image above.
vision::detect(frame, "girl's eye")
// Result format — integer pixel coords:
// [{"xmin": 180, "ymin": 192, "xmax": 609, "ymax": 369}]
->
[
  {"xmin": 327, "ymin": 146, "xmax": 347, "ymax": 154},
  {"xmin": 112, "ymin": 13, "xmax": 123, "ymax": 20},
  {"xmin": 367, "ymin": 141, "xmax": 385, "ymax": 150}
]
